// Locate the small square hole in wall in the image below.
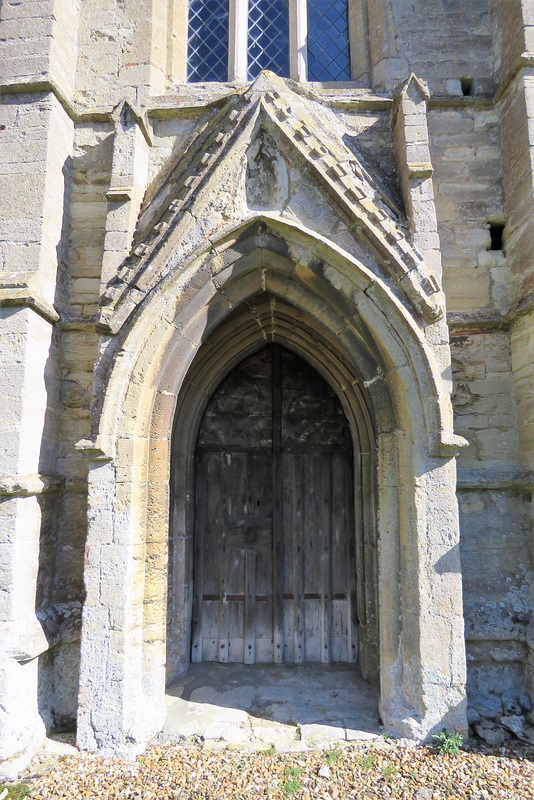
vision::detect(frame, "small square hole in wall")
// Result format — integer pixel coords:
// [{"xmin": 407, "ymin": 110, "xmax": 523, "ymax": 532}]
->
[
  {"xmin": 461, "ymin": 77, "xmax": 475, "ymax": 97},
  {"xmin": 489, "ymin": 222, "xmax": 505, "ymax": 251}
]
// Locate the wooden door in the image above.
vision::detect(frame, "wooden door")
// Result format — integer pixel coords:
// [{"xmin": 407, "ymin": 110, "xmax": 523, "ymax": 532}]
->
[{"xmin": 191, "ymin": 345, "xmax": 357, "ymax": 664}]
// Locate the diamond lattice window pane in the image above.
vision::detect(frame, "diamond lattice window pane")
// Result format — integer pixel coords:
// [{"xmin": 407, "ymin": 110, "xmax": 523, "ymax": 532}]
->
[
  {"xmin": 188, "ymin": 0, "xmax": 229, "ymax": 82},
  {"xmin": 248, "ymin": 0, "xmax": 290, "ymax": 80},
  {"xmin": 307, "ymin": 0, "xmax": 350, "ymax": 81}
]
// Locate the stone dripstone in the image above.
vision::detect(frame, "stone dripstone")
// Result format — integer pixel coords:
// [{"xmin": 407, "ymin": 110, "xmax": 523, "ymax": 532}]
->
[{"xmin": 5, "ymin": 739, "xmax": 534, "ymax": 799}]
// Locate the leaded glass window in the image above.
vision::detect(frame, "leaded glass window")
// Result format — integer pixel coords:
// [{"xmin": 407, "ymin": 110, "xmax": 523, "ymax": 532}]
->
[
  {"xmin": 187, "ymin": 0, "xmax": 229, "ymax": 82},
  {"xmin": 186, "ymin": 0, "xmax": 352, "ymax": 84},
  {"xmin": 307, "ymin": 0, "xmax": 350, "ymax": 82},
  {"xmin": 247, "ymin": 0, "xmax": 290, "ymax": 80}
]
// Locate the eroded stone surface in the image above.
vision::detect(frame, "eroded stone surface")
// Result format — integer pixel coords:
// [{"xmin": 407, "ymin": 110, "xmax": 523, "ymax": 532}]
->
[{"xmin": 162, "ymin": 664, "xmax": 380, "ymax": 750}]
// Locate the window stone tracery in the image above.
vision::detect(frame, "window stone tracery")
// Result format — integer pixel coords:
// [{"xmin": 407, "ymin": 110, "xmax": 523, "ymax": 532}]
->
[{"xmin": 186, "ymin": 0, "xmax": 351, "ymax": 82}]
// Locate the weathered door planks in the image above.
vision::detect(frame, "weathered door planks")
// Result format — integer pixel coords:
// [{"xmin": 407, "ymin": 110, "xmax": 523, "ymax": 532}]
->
[{"xmin": 193, "ymin": 345, "xmax": 356, "ymax": 664}]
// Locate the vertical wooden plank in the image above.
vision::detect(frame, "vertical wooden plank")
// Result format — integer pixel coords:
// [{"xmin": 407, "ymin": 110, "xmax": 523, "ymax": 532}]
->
[
  {"xmin": 332, "ymin": 451, "xmax": 357, "ymax": 664},
  {"xmin": 294, "ymin": 454, "xmax": 304, "ymax": 663},
  {"xmin": 201, "ymin": 453, "xmax": 225, "ymax": 654},
  {"xmin": 362, "ymin": 452, "xmax": 377, "ymax": 637},
  {"xmin": 202, "ymin": 601, "xmax": 218, "ymax": 661},
  {"xmin": 191, "ymin": 452, "xmax": 204, "ymax": 663},
  {"xmin": 330, "ymin": 600, "xmax": 346, "ymax": 662},
  {"xmin": 304, "ymin": 453, "xmax": 322, "ymax": 661},
  {"xmin": 350, "ymin": 452, "xmax": 362, "ymax": 663},
  {"xmin": 353, "ymin": 452, "xmax": 366, "ymax": 631},
  {"xmin": 283, "ymin": 603, "xmax": 294, "ymax": 662},
  {"xmin": 321, "ymin": 453, "xmax": 331, "ymax": 664},
  {"xmin": 227, "ymin": 452, "xmax": 245, "ymax": 662},
  {"xmin": 244, "ymin": 548, "xmax": 256, "ymax": 663},
  {"xmin": 331, "ymin": 451, "xmax": 345, "ymax": 662},
  {"xmin": 272, "ymin": 345, "xmax": 284, "ymax": 664},
  {"xmin": 282, "ymin": 451, "xmax": 294, "ymax": 663},
  {"xmin": 253, "ymin": 452, "xmax": 273, "ymax": 662},
  {"xmin": 218, "ymin": 454, "xmax": 230, "ymax": 663},
  {"xmin": 347, "ymin": 455, "xmax": 358, "ymax": 664},
  {"xmin": 228, "ymin": 548, "xmax": 244, "ymax": 662}
]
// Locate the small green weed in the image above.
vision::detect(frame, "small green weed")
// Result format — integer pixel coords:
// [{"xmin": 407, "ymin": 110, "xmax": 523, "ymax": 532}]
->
[
  {"xmin": 358, "ymin": 753, "xmax": 376, "ymax": 770},
  {"xmin": 282, "ymin": 780, "xmax": 301, "ymax": 795},
  {"xmin": 283, "ymin": 766, "xmax": 304, "ymax": 779},
  {"xmin": 432, "ymin": 729, "xmax": 463, "ymax": 756},
  {"xmin": 382, "ymin": 764, "xmax": 397, "ymax": 779},
  {"xmin": 0, "ymin": 785, "xmax": 33, "ymax": 800},
  {"xmin": 325, "ymin": 744, "xmax": 342, "ymax": 766},
  {"xmin": 263, "ymin": 743, "xmax": 276, "ymax": 756}
]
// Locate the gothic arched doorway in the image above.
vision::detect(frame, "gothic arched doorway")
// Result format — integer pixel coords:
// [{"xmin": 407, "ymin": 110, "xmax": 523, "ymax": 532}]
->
[
  {"xmin": 191, "ymin": 344, "xmax": 357, "ymax": 666},
  {"xmin": 78, "ymin": 221, "xmax": 467, "ymax": 750}
]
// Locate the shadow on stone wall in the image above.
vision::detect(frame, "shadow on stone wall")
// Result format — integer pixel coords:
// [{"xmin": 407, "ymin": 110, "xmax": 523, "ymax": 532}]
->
[{"xmin": 37, "ymin": 154, "xmax": 86, "ymax": 732}]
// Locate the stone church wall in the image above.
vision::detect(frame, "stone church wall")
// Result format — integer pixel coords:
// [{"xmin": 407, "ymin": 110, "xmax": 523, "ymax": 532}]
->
[
  {"xmin": 55, "ymin": 96, "xmax": 531, "ymax": 720},
  {"xmin": 1, "ymin": 0, "xmax": 534, "ymax": 777}
]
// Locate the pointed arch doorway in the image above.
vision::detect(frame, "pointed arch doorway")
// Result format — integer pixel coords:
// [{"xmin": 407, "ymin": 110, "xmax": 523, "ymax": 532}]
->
[
  {"xmin": 191, "ymin": 344, "xmax": 357, "ymax": 666},
  {"xmin": 78, "ymin": 222, "xmax": 467, "ymax": 751}
]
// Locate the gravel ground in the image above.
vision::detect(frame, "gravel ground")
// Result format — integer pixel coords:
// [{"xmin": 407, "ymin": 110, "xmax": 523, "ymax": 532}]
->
[{"xmin": 4, "ymin": 738, "xmax": 534, "ymax": 799}]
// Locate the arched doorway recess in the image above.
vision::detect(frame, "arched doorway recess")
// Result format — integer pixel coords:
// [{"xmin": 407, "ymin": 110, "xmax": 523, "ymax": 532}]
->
[
  {"xmin": 77, "ymin": 221, "xmax": 467, "ymax": 753},
  {"xmin": 167, "ymin": 292, "xmax": 379, "ymax": 687},
  {"xmin": 192, "ymin": 344, "xmax": 357, "ymax": 667}
]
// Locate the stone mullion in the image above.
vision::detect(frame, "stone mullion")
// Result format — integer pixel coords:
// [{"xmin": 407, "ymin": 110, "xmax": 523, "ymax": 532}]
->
[
  {"xmin": 289, "ymin": 0, "xmax": 307, "ymax": 82},
  {"xmin": 229, "ymin": 0, "xmax": 249, "ymax": 82},
  {"xmin": 166, "ymin": 0, "xmax": 188, "ymax": 82},
  {"xmin": 348, "ymin": 0, "xmax": 371, "ymax": 84},
  {"xmin": 230, "ymin": 0, "xmax": 306, "ymax": 83}
]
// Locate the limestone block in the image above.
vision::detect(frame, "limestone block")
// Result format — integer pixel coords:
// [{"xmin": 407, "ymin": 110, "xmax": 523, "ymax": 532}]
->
[
  {"xmin": 0, "ymin": 0, "xmax": 80, "ymax": 99},
  {"xmin": 0, "ymin": 93, "xmax": 74, "ymax": 308},
  {"xmin": 511, "ymin": 309, "xmax": 534, "ymax": 469},
  {"xmin": 0, "ymin": 309, "xmax": 57, "ymax": 475},
  {"xmin": 0, "ymin": 658, "xmax": 46, "ymax": 779}
]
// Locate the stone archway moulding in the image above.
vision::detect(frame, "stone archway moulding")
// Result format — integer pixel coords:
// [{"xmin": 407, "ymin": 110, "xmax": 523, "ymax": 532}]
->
[
  {"xmin": 76, "ymin": 216, "xmax": 467, "ymax": 754},
  {"xmin": 93, "ymin": 215, "xmax": 462, "ymax": 459}
]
